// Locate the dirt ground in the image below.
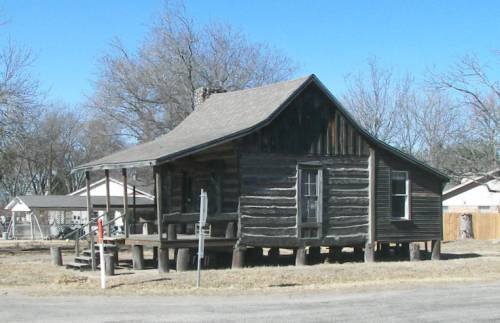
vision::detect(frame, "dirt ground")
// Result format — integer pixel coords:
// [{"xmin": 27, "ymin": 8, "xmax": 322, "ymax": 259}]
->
[{"xmin": 1, "ymin": 239, "xmax": 500, "ymax": 297}]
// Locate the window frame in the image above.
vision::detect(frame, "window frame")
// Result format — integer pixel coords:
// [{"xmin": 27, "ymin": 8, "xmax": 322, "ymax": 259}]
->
[
  {"xmin": 390, "ymin": 170, "xmax": 410, "ymax": 220},
  {"xmin": 478, "ymin": 205, "xmax": 490, "ymax": 213},
  {"xmin": 297, "ymin": 163, "xmax": 323, "ymax": 238}
]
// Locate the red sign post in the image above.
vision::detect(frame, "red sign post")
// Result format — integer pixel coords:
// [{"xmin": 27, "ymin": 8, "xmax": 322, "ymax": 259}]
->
[{"xmin": 97, "ymin": 218, "xmax": 104, "ymax": 243}]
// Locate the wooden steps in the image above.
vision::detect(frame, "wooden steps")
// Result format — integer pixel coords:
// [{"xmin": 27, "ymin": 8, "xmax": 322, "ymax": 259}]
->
[
  {"xmin": 65, "ymin": 262, "xmax": 91, "ymax": 271},
  {"xmin": 65, "ymin": 243, "xmax": 118, "ymax": 271}
]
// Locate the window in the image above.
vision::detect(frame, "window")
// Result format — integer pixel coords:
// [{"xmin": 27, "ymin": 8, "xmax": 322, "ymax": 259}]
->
[
  {"xmin": 301, "ymin": 169, "xmax": 318, "ymax": 223},
  {"xmin": 207, "ymin": 171, "xmax": 222, "ymax": 215},
  {"xmin": 442, "ymin": 206, "xmax": 449, "ymax": 213},
  {"xmin": 391, "ymin": 171, "xmax": 409, "ymax": 219},
  {"xmin": 478, "ymin": 206, "xmax": 491, "ymax": 213},
  {"xmin": 181, "ymin": 171, "xmax": 193, "ymax": 213},
  {"xmin": 298, "ymin": 166, "xmax": 323, "ymax": 238}
]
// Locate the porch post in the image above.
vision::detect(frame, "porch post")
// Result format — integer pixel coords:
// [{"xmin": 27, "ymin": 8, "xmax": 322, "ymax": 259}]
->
[
  {"xmin": 155, "ymin": 166, "xmax": 169, "ymax": 274},
  {"xmin": 155, "ymin": 166, "xmax": 163, "ymax": 240},
  {"xmin": 365, "ymin": 147, "xmax": 376, "ymax": 262},
  {"xmin": 122, "ymin": 168, "xmax": 129, "ymax": 238},
  {"xmin": 85, "ymin": 171, "xmax": 96, "ymax": 271},
  {"xmin": 105, "ymin": 169, "xmax": 111, "ymax": 236},
  {"xmin": 132, "ymin": 185, "xmax": 136, "ymax": 219},
  {"xmin": 12, "ymin": 212, "xmax": 16, "ymax": 239}
]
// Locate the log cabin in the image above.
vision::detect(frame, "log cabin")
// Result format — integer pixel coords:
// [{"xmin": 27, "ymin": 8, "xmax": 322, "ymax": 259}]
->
[{"xmin": 74, "ymin": 74, "xmax": 448, "ymax": 271}]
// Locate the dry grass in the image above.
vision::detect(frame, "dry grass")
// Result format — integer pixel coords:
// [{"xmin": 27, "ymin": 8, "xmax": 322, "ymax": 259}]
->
[
  {"xmin": 1, "ymin": 240, "xmax": 500, "ymax": 296},
  {"xmin": 0, "ymin": 239, "xmax": 75, "ymax": 252}
]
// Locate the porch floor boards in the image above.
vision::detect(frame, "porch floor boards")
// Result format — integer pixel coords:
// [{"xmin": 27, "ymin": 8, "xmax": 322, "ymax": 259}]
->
[{"xmin": 124, "ymin": 234, "xmax": 237, "ymax": 248}]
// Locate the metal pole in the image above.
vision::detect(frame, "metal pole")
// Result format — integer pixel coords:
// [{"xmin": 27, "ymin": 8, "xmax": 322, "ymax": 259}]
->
[
  {"xmin": 98, "ymin": 218, "xmax": 106, "ymax": 289},
  {"xmin": 196, "ymin": 237, "xmax": 202, "ymax": 288},
  {"xmin": 196, "ymin": 189, "xmax": 207, "ymax": 288},
  {"xmin": 75, "ymin": 229, "xmax": 80, "ymax": 257}
]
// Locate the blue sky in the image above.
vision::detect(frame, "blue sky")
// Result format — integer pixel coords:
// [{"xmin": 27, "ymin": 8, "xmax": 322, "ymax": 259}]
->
[{"xmin": 0, "ymin": 0, "xmax": 498, "ymax": 106}]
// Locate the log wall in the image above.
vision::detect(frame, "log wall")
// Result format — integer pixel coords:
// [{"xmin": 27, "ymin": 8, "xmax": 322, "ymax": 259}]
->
[
  {"xmin": 162, "ymin": 142, "xmax": 239, "ymax": 214},
  {"xmin": 238, "ymin": 154, "xmax": 370, "ymax": 248}
]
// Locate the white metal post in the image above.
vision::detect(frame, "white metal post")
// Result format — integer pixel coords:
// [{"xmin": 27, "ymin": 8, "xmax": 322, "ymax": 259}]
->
[
  {"xmin": 98, "ymin": 218, "xmax": 106, "ymax": 289},
  {"xmin": 196, "ymin": 189, "xmax": 208, "ymax": 288},
  {"xmin": 99, "ymin": 243, "xmax": 105, "ymax": 289}
]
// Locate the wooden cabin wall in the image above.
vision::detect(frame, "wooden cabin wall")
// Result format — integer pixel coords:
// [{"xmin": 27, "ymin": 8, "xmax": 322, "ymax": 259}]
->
[
  {"xmin": 239, "ymin": 154, "xmax": 298, "ymax": 247},
  {"xmin": 375, "ymin": 150, "xmax": 442, "ymax": 242},
  {"xmin": 161, "ymin": 142, "xmax": 239, "ymax": 214},
  {"xmin": 239, "ymin": 154, "xmax": 369, "ymax": 247},
  {"xmin": 323, "ymin": 156, "xmax": 369, "ymax": 245},
  {"xmin": 238, "ymin": 83, "xmax": 370, "ymax": 248}
]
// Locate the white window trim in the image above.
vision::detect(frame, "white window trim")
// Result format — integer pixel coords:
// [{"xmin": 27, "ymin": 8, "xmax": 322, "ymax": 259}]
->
[{"xmin": 391, "ymin": 170, "xmax": 410, "ymax": 220}]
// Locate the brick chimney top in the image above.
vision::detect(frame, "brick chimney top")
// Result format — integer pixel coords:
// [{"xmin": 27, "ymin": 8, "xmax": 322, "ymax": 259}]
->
[{"xmin": 194, "ymin": 87, "xmax": 226, "ymax": 109}]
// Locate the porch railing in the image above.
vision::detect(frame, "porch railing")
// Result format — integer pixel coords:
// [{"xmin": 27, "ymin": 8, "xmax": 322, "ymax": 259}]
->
[
  {"xmin": 162, "ymin": 212, "xmax": 239, "ymax": 239},
  {"xmin": 62, "ymin": 213, "xmax": 124, "ymax": 256}
]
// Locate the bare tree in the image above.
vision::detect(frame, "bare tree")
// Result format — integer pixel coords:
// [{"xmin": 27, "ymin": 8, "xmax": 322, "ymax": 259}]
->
[
  {"xmin": 431, "ymin": 52, "xmax": 499, "ymax": 181},
  {"xmin": 89, "ymin": 3, "xmax": 297, "ymax": 143},
  {"xmin": 0, "ymin": 40, "xmax": 43, "ymax": 204},
  {"xmin": 413, "ymin": 90, "xmax": 464, "ymax": 169},
  {"xmin": 343, "ymin": 58, "xmax": 465, "ymax": 173},
  {"xmin": 0, "ymin": 42, "xmax": 39, "ymax": 149},
  {"xmin": 343, "ymin": 58, "xmax": 405, "ymax": 144}
]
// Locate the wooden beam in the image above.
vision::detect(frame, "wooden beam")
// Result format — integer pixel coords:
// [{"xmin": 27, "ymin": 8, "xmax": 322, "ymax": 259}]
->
[
  {"xmin": 104, "ymin": 169, "xmax": 111, "ymax": 235},
  {"xmin": 364, "ymin": 241, "xmax": 374, "ymax": 262},
  {"xmin": 341, "ymin": 117, "xmax": 347, "ymax": 155},
  {"xmin": 155, "ymin": 166, "xmax": 164, "ymax": 241},
  {"xmin": 158, "ymin": 247, "xmax": 169, "ymax": 273},
  {"xmin": 357, "ymin": 134, "xmax": 363, "ymax": 156},
  {"xmin": 368, "ymin": 147, "xmax": 376, "ymax": 244},
  {"xmin": 333, "ymin": 111, "xmax": 339, "ymax": 155},
  {"xmin": 85, "ymin": 171, "xmax": 96, "ymax": 271},
  {"xmin": 122, "ymin": 168, "xmax": 129, "ymax": 238},
  {"xmin": 431, "ymin": 240, "xmax": 441, "ymax": 260},
  {"xmin": 164, "ymin": 212, "xmax": 238, "ymax": 224},
  {"xmin": 295, "ymin": 247, "xmax": 307, "ymax": 266},
  {"xmin": 132, "ymin": 245, "xmax": 144, "ymax": 270},
  {"xmin": 409, "ymin": 242, "xmax": 421, "ymax": 261},
  {"xmin": 132, "ymin": 185, "xmax": 136, "ymax": 219}
]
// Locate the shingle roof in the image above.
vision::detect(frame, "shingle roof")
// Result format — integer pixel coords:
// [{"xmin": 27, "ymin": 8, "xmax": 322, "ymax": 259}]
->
[
  {"xmin": 74, "ymin": 74, "xmax": 448, "ymax": 181},
  {"xmin": 6, "ymin": 195, "xmax": 154, "ymax": 210},
  {"xmin": 75, "ymin": 76, "xmax": 312, "ymax": 171},
  {"xmin": 443, "ymin": 168, "xmax": 500, "ymax": 200}
]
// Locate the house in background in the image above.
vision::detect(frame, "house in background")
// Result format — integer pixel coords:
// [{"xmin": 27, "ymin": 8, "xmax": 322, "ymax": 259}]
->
[
  {"xmin": 443, "ymin": 169, "xmax": 500, "ymax": 214},
  {"xmin": 68, "ymin": 177, "xmax": 153, "ymax": 199},
  {"xmin": 75, "ymin": 74, "xmax": 448, "ymax": 270},
  {"xmin": 4, "ymin": 177, "xmax": 155, "ymax": 239}
]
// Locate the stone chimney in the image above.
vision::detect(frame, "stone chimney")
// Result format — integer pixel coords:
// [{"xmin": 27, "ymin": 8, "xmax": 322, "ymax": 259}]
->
[{"xmin": 193, "ymin": 86, "xmax": 226, "ymax": 109}]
